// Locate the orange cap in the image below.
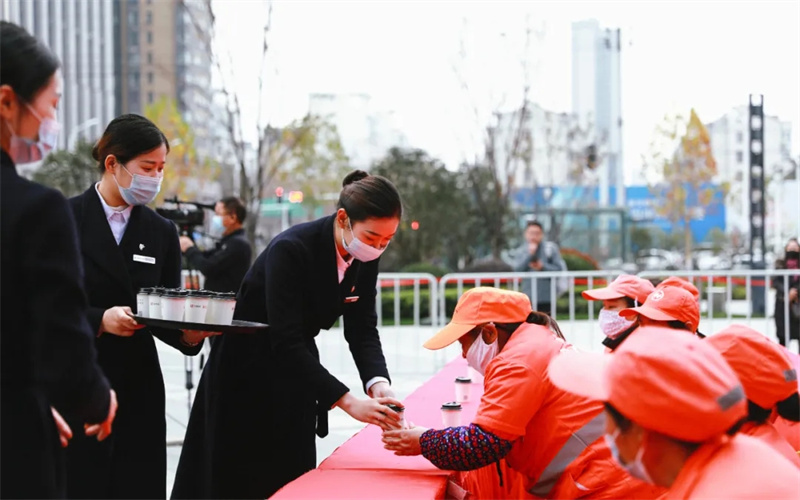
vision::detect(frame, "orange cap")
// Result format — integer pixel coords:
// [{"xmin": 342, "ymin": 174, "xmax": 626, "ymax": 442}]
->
[
  {"xmin": 706, "ymin": 324, "xmax": 798, "ymax": 409},
  {"xmin": 423, "ymin": 287, "xmax": 532, "ymax": 350},
  {"xmin": 656, "ymin": 276, "xmax": 700, "ymax": 301},
  {"xmin": 582, "ymin": 274, "xmax": 655, "ymax": 305},
  {"xmin": 548, "ymin": 326, "xmax": 747, "ymax": 442},
  {"xmin": 620, "ymin": 285, "xmax": 700, "ymax": 332}
]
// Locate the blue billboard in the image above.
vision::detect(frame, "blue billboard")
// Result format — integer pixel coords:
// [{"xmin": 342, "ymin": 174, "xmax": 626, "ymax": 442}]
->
[{"xmin": 512, "ymin": 184, "xmax": 726, "ymax": 243}]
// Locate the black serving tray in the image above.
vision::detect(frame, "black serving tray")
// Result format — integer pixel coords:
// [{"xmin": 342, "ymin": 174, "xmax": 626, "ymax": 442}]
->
[{"xmin": 131, "ymin": 315, "xmax": 268, "ymax": 334}]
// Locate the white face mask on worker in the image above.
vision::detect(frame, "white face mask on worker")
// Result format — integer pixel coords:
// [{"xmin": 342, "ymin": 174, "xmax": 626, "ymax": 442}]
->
[
  {"xmin": 598, "ymin": 309, "xmax": 635, "ymax": 339},
  {"xmin": 342, "ymin": 219, "xmax": 387, "ymax": 262},
  {"xmin": 466, "ymin": 326, "xmax": 499, "ymax": 376}
]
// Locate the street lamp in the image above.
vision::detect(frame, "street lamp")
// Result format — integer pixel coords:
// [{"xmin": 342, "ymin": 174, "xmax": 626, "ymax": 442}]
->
[{"xmin": 67, "ymin": 117, "xmax": 100, "ymax": 150}]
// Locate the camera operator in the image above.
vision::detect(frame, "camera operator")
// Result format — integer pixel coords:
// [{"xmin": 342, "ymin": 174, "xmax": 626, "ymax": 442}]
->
[{"xmin": 179, "ymin": 197, "xmax": 252, "ymax": 293}]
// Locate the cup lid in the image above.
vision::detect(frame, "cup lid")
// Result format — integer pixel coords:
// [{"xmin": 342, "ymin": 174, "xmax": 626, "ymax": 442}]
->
[
  {"xmin": 163, "ymin": 289, "xmax": 188, "ymax": 297},
  {"xmin": 384, "ymin": 403, "xmax": 405, "ymax": 413},
  {"xmin": 455, "ymin": 377, "xmax": 472, "ymax": 383},
  {"xmin": 139, "ymin": 287, "xmax": 154, "ymax": 294},
  {"xmin": 441, "ymin": 401, "xmax": 462, "ymax": 410},
  {"xmin": 220, "ymin": 292, "xmax": 237, "ymax": 299},
  {"xmin": 187, "ymin": 290, "xmax": 210, "ymax": 297}
]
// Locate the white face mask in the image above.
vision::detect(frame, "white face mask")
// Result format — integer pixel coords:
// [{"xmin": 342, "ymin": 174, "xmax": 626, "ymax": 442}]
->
[
  {"xmin": 598, "ymin": 308, "xmax": 636, "ymax": 339},
  {"xmin": 342, "ymin": 219, "xmax": 387, "ymax": 262},
  {"xmin": 604, "ymin": 429, "xmax": 653, "ymax": 483},
  {"xmin": 466, "ymin": 326, "xmax": 499, "ymax": 376}
]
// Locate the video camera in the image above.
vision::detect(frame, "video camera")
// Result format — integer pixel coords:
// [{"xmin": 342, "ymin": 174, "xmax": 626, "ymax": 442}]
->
[{"xmin": 156, "ymin": 197, "xmax": 216, "ymax": 236}]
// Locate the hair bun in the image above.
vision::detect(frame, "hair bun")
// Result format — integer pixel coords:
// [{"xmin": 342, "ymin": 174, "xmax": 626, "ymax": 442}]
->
[
  {"xmin": 91, "ymin": 143, "xmax": 102, "ymax": 162},
  {"xmin": 342, "ymin": 170, "xmax": 369, "ymax": 187}
]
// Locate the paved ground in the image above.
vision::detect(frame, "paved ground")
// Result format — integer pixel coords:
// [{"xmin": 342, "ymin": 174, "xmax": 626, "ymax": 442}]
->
[{"xmin": 157, "ymin": 313, "xmax": 795, "ymax": 496}]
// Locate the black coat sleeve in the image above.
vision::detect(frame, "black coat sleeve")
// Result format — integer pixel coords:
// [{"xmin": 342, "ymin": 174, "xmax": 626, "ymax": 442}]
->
[
  {"xmin": 25, "ymin": 190, "xmax": 111, "ymax": 423},
  {"xmin": 342, "ymin": 261, "xmax": 391, "ymax": 393},
  {"xmin": 184, "ymin": 239, "xmax": 246, "ymax": 277},
  {"xmin": 265, "ymin": 239, "xmax": 349, "ymax": 409},
  {"xmin": 150, "ymin": 221, "xmax": 202, "ymax": 356}
]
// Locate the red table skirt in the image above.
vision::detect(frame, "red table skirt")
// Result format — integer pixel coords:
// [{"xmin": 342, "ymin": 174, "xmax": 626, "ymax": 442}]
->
[{"xmin": 272, "ymin": 357, "xmax": 528, "ymax": 499}]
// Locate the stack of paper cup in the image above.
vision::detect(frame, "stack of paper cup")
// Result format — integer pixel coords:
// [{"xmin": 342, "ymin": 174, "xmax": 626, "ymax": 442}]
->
[
  {"xmin": 441, "ymin": 402, "xmax": 462, "ymax": 428},
  {"xmin": 161, "ymin": 289, "xmax": 187, "ymax": 321},
  {"xmin": 455, "ymin": 377, "xmax": 472, "ymax": 403},
  {"xmin": 185, "ymin": 290, "xmax": 210, "ymax": 323}
]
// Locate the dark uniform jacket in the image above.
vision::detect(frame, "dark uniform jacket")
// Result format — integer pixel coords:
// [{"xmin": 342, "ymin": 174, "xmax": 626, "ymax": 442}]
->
[
  {"xmin": 1, "ymin": 150, "xmax": 111, "ymax": 498},
  {"xmin": 184, "ymin": 227, "xmax": 251, "ymax": 293},
  {"xmin": 172, "ymin": 214, "xmax": 391, "ymax": 499},
  {"xmin": 65, "ymin": 186, "xmax": 201, "ymax": 499}
]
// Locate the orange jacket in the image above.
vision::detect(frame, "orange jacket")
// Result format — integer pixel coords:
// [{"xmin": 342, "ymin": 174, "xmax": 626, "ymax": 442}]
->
[
  {"xmin": 669, "ymin": 434, "xmax": 800, "ymax": 499},
  {"xmin": 740, "ymin": 421, "xmax": 800, "ymax": 468},
  {"xmin": 473, "ymin": 324, "xmax": 663, "ymax": 499}
]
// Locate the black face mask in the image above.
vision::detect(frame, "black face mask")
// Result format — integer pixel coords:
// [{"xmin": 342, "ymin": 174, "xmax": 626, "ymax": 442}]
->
[{"xmin": 786, "ymin": 251, "xmax": 800, "ymax": 261}]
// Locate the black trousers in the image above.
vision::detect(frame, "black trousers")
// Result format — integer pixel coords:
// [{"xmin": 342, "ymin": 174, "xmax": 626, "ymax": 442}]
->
[{"xmin": 775, "ymin": 299, "xmax": 800, "ymax": 347}]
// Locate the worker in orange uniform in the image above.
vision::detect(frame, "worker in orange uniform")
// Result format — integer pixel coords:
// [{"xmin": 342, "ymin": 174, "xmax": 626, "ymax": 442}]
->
[
  {"xmin": 548, "ymin": 326, "xmax": 800, "ymax": 499},
  {"xmin": 619, "ymin": 285, "xmax": 700, "ymax": 335},
  {"xmin": 582, "ymin": 274, "xmax": 654, "ymax": 349},
  {"xmin": 705, "ymin": 324, "xmax": 800, "ymax": 467},
  {"xmin": 382, "ymin": 287, "xmax": 663, "ymax": 499}
]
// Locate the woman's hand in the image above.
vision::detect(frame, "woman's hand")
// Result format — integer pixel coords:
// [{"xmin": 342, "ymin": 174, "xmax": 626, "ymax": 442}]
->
[
  {"xmin": 50, "ymin": 407, "xmax": 73, "ymax": 448},
  {"xmin": 335, "ymin": 393, "xmax": 403, "ymax": 431},
  {"xmin": 85, "ymin": 389, "xmax": 117, "ymax": 442},
  {"xmin": 368, "ymin": 381, "xmax": 395, "ymax": 399},
  {"xmin": 180, "ymin": 329, "xmax": 222, "ymax": 347},
  {"xmin": 99, "ymin": 306, "xmax": 145, "ymax": 337},
  {"xmin": 382, "ymin": 426, "xmax": 428, "ymax": 456},
  {"xmin": 789, "ymin": 288, "xmax": 798, "ymax": 303}
]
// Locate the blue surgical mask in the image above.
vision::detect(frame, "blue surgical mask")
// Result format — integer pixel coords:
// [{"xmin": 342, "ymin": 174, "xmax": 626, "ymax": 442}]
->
[
  {"xmin": 210, "ymin": 215, "xmax": 225, "ymax": 236},
  {"xmin": 114, "ymin": 164, "xmax": 162, "ymax": 206},
  {"xmin": 342, "ymin": 219, "xmax": 387, "ymax": 262},
  {"xmin": 4, "ymin": 103, "xmax": 60, "ymax": 165},
  {"xmin": 604, "ymin": 429, "xmax": 653, "ymax": 483}
]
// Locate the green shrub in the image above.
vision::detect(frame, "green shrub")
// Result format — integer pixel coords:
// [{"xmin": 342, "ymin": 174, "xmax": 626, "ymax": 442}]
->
[
  {"xmin": 561, "ymin": 248, "xmax": 599, "ymax": 271},
  {"xmin": 399, "ymin": 262, "xmax": 450, "ymax": 278}
]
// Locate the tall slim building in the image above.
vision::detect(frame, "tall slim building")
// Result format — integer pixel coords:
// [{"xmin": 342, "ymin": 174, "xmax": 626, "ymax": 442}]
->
[
  {"xmin": 1, "ymin": 0, "xmax": 117, "ymax": 153},
  {"xmin": 706, "ymin": 106, "xmax": 794, "ymax": 247},
  {"xmin": 116, "ymin": 0, "xmax": 215, "ymax": 160},
  {"xmin": 572, "ymin": 19, "xmax": 624, "ymax": 207}
]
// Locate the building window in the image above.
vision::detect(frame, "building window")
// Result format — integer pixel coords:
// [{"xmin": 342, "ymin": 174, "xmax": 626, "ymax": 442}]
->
[
  {"xmin": 147, "ymin": 52, "xmax": 153, "ymax": 64},
  {"xmin": 146, "ymin": 11, "xmax": 152, "ymax": 25},
  {"xmin": 736, "ymin": 151, "xmax": 744, "ymax": 163},
  {"xmin": 147, "ymin": 31, "xmax": 152, "ymax": 44},
  {"xmin": 736, "ymin": 131, "xmax": 743, "ymax": 144},
  {"xmin": 148, "ymin": 92, "xmax": 154, "ymax": 104},
  {"xmin": 147, "ymin": 72, "xmax": 153, "ymax": 84}
]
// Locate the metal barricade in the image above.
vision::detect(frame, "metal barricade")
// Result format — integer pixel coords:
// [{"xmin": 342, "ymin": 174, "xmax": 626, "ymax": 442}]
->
[
  {"xmin": 638, "ymin": 269, "xmax": 799, "ymax": 344},
  {"xmin": 437, "ymin": 271, "xmax": 625, "ymax": 351}
]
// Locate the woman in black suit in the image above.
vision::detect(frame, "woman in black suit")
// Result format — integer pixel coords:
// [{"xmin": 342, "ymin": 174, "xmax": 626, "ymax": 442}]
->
[
  {"xmin": 173, "ymin": 171, "xmax": 405, "ymax": 499},
  {"xmin": 0, "ymin": 21, "xmax": 115, "ymax": 498},
  {"xmin": 65, "ymin": 114, "xmax": 213, "ymax": 499}
]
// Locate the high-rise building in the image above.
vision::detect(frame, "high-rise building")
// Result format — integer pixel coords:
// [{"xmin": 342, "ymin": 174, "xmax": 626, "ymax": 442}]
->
[
  {"xmin": 116, "ymin": 0, "xmax": 215, "ymax": 160},
  {"xmin": 706, "ymin": 105, "xmax": 794, "ymax": 247},
  {"xmin": 1, "ymin": 0, "xmax": 117, "ymax": 153},
  {"xmin": 571, "ymin": 19, "xmax": 624, "ymax": 207}
]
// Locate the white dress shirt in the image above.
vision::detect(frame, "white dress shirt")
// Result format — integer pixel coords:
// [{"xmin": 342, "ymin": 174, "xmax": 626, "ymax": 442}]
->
[
  {"xmin": 95, "ymin": 183, "xmax": 132, "ymax": 245},
  {"xmin": 334, "ymin": 230, "xmax": 390, "ymax": 395}
]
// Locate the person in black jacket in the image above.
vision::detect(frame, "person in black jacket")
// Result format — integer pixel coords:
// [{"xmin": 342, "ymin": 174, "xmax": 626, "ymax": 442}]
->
[
  {"xmin": 172, "ymin": 170, "xmax": 405, "ymax": 499},
  {"xmin": 0, "ymin": 21, "xmax": 116, "ymax": 499},
  {"xmin": 774, "ymin": 238, "xmax": 800, "ymax": 348},
  {"xmin": 179, "ymin": 196, "xmax": 252, "ymax": 293},
  {"xmin": 64, "ymin": 114, "xmax": 216, "ymax": 499}
]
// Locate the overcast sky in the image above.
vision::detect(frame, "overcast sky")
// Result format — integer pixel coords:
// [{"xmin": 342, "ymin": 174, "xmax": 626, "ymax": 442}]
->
[{"xmin": 212, "ymin": 0, "xmax": 800, "ymax": 181}]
